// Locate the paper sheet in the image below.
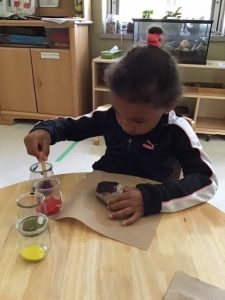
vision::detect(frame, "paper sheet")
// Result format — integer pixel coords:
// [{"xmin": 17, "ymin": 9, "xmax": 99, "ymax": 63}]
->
[
  {"xmin": 54, "ymin": 171, "xmax": 161, "ymax": 250},
  {"xmin": 41, "ymin": 17, "xmax": 93, "ymax": 24},
  {"xmin": 164, "ymin": 271, "xmax": 225, "ymax": 300}
]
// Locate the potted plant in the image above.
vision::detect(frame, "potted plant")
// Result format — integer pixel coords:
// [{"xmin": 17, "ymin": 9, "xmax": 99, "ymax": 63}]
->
[
  {"xmin": 163, "ymin": 7, "xmax": 182, "ymax": 19},
  {"xmin": 162, "ymin": 7, "xmax": 182, "ymax": 35},
  {"xmin": 142, "ymin": 10, "xmax": 154, "ymax": 18}
]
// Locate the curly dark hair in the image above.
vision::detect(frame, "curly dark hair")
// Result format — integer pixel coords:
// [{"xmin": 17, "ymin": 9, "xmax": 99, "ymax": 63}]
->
[{"xmin": 104, "ymin": 46, "xmax": 182, "ymax": 108}]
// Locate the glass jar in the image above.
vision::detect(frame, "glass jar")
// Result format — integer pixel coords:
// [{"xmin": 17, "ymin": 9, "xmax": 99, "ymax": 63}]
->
[
  {"xmin": 30, "ymin": 161, "xmax": 54, "ymax": 181},
  {"xmin": 34, "ymin": 177, "xmax": 62, "ymax": 216},
  {"xmin": 16, "ymin": 192, "xmax": 47, "ymax": 218},
  {"xmin": 106, "ymin": 14, "xmax": 117, "ymax": 34},
  {"xmin": 16, "ymin": 213, "xmax": 50, "ymax": 262},
  {"xmin": 29, "ymin": 161, "xmax": 54, "ymax": 191}
]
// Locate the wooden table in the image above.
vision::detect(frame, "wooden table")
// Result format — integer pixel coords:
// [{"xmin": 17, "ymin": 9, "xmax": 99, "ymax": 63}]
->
[{"xmin": 1, "ymin": 173, "xmax": 225, "ymax": 299}]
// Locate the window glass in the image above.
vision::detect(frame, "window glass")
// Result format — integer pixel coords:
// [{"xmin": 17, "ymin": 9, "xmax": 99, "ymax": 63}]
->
[{"xmin": 118, "ymin": 0, "xmax": 212, "ymax": 21}]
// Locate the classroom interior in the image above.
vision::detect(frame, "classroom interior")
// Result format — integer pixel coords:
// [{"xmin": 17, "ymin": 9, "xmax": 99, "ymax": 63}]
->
[{"xmin": 0, "ymin": 0, "xmax": 225, "ymax": 214}]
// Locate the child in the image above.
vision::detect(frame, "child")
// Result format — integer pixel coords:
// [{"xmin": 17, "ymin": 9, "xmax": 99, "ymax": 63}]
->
[{"xmin": 24, "ymin": 46, "xmax": 218, "ymax": 226}]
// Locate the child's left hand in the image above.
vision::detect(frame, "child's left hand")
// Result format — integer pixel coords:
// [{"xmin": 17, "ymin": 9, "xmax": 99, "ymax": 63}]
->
[{"xmin": 107, "ymin": 186, "xmax": 144, "ymax": 226}]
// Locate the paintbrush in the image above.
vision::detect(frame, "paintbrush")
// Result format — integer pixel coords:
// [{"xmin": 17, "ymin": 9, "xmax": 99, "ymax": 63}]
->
[{"xmin": 40, "ymin": 161, "xmax": 47, "ymax": 177}]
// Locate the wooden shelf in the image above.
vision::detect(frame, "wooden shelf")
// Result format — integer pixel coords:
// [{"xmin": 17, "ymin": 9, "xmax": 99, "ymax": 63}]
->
[
  {"xmin": 94, "ymin": 85, "xmax": 110, "ymax": 92},
  {"xmin": 0, "ymin": 19, "xmax": 81, "ymax": 28},
  {"xmin": 92, "ymin": 57, "xmax": 122, "ymax": 64},
  {"xmin": 183, "ymin": 88, "xmax": 225, "ymax": 100},
  {"xmin": 95, "ymin": 85, "xmax": 225, "ymax": 99},
  {"xmin": 179, "ymin": 60, "xmax": 225, "ymax": 70},
  {"xmin": 92, "ymin": 57, "xmax": 225, "ymax": 137},
  {"xmin": 195, "ymin": 117, "xmax": 225, "ymax": 135}
]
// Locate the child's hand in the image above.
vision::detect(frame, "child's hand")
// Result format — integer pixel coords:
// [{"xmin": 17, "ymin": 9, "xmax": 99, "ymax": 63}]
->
[
  {"xmin": 107, "ymin": 186, "xmax": 144, "ymax": 226},
  {"xmin": 24, "ymin": 129, "xmax": 51, "ymax": 161}
]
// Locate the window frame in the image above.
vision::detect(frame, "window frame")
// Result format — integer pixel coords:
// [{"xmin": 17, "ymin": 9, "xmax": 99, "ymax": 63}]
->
[
  {"xmin": 108, "ymin": 0, "xmax": 225, "ymax": 34},
  {"xmin": 211, "ymin": 0, "xmax": 225, "ymax": 32}
]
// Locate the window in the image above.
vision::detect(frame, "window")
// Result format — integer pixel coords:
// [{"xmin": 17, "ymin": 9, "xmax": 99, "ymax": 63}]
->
[{"xmin": 109, "ymin": 0, "xmax": 225, "ymax": 34}]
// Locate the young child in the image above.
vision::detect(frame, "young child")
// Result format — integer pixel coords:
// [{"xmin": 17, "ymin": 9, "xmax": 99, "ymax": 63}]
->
[{"xmin": 24, "ymin": 46, "xmax": 218, "ymax": 226}]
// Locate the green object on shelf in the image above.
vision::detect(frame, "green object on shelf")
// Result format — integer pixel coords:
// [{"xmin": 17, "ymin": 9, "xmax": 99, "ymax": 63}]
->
[{"xmin": 100, "ymin": 50, "xmax": 123, "ymax": 59}]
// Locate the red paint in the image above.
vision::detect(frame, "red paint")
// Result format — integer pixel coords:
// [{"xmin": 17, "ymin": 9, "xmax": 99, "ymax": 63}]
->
[{"xmin": 45, "ymin": 196, "xmax": 62, "ymax": 215}]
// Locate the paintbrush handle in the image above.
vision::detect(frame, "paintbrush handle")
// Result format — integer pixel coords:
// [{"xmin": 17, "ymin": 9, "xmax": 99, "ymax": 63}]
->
[{"xmin": 40, "ymin": 161, "xmax": 47, "ymax": 177}]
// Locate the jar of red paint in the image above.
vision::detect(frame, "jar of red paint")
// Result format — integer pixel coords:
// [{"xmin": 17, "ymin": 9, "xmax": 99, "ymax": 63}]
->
[{"xmin": 34, "ymin": 177, "xmax": 62, "ymax": 216}]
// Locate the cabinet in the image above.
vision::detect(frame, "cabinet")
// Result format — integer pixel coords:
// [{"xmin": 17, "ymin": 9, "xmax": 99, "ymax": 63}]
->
[
  {"xmin": 92, "ymin": 57, "xmax": 225, "ymax": 137},
  {"xmin": 31, "ymin": 48, "xmax": 73, "ymax": 115},
  {"xmin": 0, "ymin": 20, "xmax": 92, "ymax": 125},
  {"xmin": 36, "ymin": 0, "xmax": 92, "ymax": 20},
  {"xmin": 0, "ymin": 48, "xmax": 37, "ymax": 113}
]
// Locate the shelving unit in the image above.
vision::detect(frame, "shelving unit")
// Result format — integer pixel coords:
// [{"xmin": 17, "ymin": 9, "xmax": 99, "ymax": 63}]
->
[
  {"xmin": 92, "ymin": 57, "xmax": 225, "ymax": 137},
  {"xmin": 182, "ymin": 88, "xmax": 225, "ymax": 136},
  {"xmin": 36, "ymin": 0, "xmax": 92, "ymax": 20},
  {"xmin": 0, "ymin": 20, "xmax": 92, "ymax": 125}
]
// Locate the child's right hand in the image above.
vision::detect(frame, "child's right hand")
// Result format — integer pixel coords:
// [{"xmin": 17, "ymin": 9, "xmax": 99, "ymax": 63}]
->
[
  {"xmin": 24, "ymin": 129, "xmax": 51, "ymax": 161},
  {"xmin": 107, "ymin": 186, "xmax": 144, "ymax": 226}
]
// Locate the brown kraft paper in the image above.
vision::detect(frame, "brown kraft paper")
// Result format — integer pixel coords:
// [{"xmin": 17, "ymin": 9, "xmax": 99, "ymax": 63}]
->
[
  {"xmin": 164, "ymin": 271, "xmax": 225, "ymax": 300},
  {"xmin": 54, "ymin": 170, "xmax": 161, "ymax": 250}
]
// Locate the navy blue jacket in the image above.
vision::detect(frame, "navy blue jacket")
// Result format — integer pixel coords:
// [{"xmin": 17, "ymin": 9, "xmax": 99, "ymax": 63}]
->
[{"xmin": 31, "ymin": 108, "xmax": 218, "ymax": 215}]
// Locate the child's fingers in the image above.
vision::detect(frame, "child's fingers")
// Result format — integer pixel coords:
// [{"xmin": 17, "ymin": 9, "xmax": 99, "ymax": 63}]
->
[
  {"xmin": 107, "ymin": 199, "xmax": 130, "ymax": 211},
  {"xmin": 38, "ymin": 139, "xmax": 50, "ymax": 160},
  {"xmin": 38, "ymin": 151, "xmax": 47, "ymax": 162},
  {"xmin": 122, "ymin": 212, "xmax": 142, "ymax": 226},
  {"xmin": 108, "ymin": 207, "xmax": 133, "ymax": 220},
  {"xmin": 108, "ymin": 209, "xmax": 142, "ymax": 226},
  {"xmin": 123, "ymin": 186, "xmax": 134, "ymax": 191},
  {"xmin": 107, "ymin": 192, "xmax": 129, "ymax": 205}
]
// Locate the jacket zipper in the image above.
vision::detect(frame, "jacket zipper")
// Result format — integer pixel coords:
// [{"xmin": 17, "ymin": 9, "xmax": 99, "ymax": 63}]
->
[{"xmin": 127, "ymin": 138, "xmax": 132, "ymax": 151}]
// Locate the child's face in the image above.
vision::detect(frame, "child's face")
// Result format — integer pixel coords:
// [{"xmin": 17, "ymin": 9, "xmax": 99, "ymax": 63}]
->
[{"xmin": 111, "ymin": 94, "xmax": 170, "ymax": 135}]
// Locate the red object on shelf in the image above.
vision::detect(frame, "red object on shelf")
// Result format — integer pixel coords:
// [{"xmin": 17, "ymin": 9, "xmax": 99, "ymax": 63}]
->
[{"xmin": 47, "ymin": 29, "xmax": 69, "ymax": 45}]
